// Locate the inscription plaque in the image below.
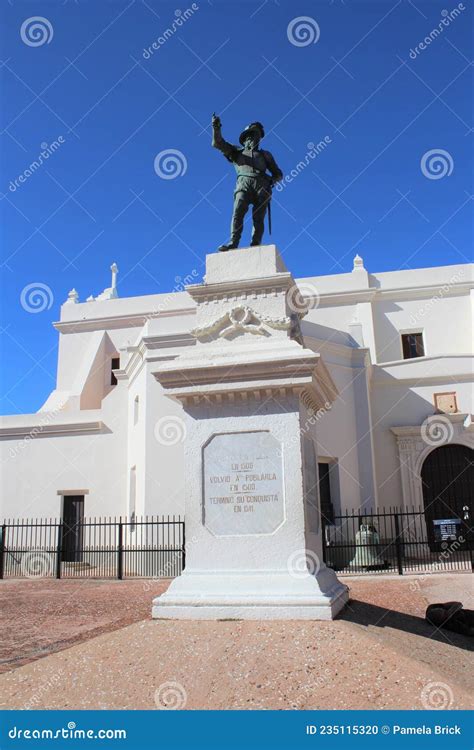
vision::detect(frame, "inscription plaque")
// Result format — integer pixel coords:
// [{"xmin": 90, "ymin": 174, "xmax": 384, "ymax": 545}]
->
[{"xmin": 203, "ymin": 431, "xmax": 284, "ymax": 536}]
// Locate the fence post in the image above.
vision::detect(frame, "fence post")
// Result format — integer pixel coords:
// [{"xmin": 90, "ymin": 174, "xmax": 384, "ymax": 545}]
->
[
  {"xmin": 56, "ymin": 523, "xmax": 63, "ymax": 579},
  {"xmin": 0, "ymin": 524, "xmax": 6, "ymax": 579},
  {"xmin": 181, "ymin": 519, "xmax": 186, "ymax": 572},
  {"xmin": 321, "ymin": 514, "xmax": 327, "ymax": 564},
  {"xmin": 393, "ymin": 512, "xmax": 404, "ymax": 575},
  {"xmin": 117, "ymin": 520, "xmax": 123, "ymax": 580}
]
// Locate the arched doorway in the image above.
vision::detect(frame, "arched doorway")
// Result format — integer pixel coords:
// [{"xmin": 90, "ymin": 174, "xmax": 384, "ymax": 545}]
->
[{"xmin": 421, "ymin": 444, "xmax": 474, "ymax": 551}]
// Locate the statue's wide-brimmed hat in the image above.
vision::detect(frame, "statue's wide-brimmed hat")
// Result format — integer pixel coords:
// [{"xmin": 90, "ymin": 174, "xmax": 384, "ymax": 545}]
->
[{"xmin": 239, "ymin": 121, "xmax": 265, "ymax": 145}]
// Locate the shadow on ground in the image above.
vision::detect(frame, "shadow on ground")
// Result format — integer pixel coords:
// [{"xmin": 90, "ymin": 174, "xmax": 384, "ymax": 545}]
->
[{"xmin": 342, "ymin": 598, "xmax": 474, "ymax": 652}]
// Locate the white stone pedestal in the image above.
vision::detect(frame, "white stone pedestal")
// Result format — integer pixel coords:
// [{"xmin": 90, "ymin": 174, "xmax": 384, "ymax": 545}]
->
[{"xmin": 152, "ymin": 246, "xmax": 348, "ymax": 620}]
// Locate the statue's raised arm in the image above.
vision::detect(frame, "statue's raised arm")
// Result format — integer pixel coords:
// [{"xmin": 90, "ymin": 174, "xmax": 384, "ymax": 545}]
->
[{"xmin": 211, "ymin": 114, "xmax": 239, "ymax": 162}]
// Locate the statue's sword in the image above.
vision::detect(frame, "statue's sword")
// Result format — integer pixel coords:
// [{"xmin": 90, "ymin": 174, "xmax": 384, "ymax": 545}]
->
[{"xmin": 267, "ymin": 178, "xmax": 273, "ymax": 236}]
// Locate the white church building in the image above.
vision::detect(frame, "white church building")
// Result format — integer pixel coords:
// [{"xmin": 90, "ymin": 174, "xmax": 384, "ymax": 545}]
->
[{"xmin": 1, "ymin": 249, "xmax": 473, "ymax": 543}]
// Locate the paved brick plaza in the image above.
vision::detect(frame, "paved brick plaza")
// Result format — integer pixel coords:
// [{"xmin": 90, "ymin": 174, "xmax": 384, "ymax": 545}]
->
[{"xmin": 0, "ymin": 574, "xmax": 472, "ymax": 710}]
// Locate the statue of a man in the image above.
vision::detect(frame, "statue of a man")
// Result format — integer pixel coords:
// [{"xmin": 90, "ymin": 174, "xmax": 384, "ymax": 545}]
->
[{"xmin": 211, "ymin": 114, "xmax": 283, "ymax": 252}]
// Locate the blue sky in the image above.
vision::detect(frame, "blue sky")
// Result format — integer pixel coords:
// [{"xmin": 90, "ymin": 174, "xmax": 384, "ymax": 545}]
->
[{"xmin": 1, "ymin": 0, "xmax": 472, "ymax": 414}]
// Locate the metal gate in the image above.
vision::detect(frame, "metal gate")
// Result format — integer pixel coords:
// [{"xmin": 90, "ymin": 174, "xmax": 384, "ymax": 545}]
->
[
  {"xmin": 322, "ymin": 507, "xmax": 473, "ymax": 576},
  {"xmin": 0, "ymin": 516, "xmax": 185, "ymax": 579}
]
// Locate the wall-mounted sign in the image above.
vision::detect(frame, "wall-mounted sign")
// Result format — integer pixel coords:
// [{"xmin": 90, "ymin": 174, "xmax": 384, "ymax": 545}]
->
[{"xmin": 433, "ymin": 518, "xmax": 461, "ymax": 542}]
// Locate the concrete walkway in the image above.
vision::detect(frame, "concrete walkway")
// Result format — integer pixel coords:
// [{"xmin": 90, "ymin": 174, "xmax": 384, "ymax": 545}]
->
[{"xmin": 0, "ymin": 574, "xmax": 472, "ymax": 710}]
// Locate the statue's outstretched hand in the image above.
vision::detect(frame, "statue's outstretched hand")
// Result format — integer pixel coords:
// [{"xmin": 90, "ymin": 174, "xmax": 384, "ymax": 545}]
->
[{"xmin": 212, "ymin": 113, "xmax": 222, "ymax": 129}]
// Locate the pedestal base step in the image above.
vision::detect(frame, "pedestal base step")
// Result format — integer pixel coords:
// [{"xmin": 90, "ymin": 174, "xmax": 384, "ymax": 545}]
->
[{"xmin": 152, "ymin": 571, "xmax": 349, "ymax": 621}]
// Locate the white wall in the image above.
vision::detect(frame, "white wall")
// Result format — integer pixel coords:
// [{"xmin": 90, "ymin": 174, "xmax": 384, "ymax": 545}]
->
[
  {"xmin": 370, "ymin": 378, "xmax": 473, "ymax": 509},
  {"xmin": 372, "ymin": 292, "xmax": 472, "ymax": 364},
  {"xmin": 0, "ymin": 385, "xmax": 127, "ymax": 520}
]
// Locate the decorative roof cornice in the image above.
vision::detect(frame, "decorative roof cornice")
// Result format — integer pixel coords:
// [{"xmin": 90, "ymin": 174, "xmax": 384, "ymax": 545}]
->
[
  {"xmin": 0, "ymin": 420, "xmax": 104, "ymax": 439},
  {"xmin": 311, "ymin": 279, "xmax": 472, "ymax": 307},
  {"xmin": 53, "ymin": 306, "xmax": 195, "ymax": 334}
]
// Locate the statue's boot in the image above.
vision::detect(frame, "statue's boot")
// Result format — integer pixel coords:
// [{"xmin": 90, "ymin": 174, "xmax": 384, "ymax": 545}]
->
[{"xmin": 217, "ymin": 242, "xmax": 238, "ymax": 252}]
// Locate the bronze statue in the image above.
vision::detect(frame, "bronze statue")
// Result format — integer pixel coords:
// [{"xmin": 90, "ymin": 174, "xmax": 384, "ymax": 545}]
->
[{"xmin": 211, "ymin": 114, "xmax": 283, "ymax": 252}]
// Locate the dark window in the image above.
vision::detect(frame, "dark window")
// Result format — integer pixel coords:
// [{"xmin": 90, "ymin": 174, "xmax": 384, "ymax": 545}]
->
[
  {"xmin": 318, "ymin": 462, "xmax": 335, "ymax": 524},
  {"xmin": 110, "ymin": 356, "xmax": 120, "ymax": 386},
  {"xmin": 401, "ymin": 332, "xmax": 424, "ymax": 359}
]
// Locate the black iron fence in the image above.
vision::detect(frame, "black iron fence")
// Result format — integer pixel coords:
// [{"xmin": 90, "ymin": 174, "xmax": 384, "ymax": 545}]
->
[
  {"xmin": 322, "ymin": 507, "xmax": 473, "ymax": 576},
  {"xmin": 2, "ymin": 508, "xmax": 472, "ymax": 581},
  {"xmin": 0, "ymin": 516, "xmax": 185, "ymax": 580}
]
